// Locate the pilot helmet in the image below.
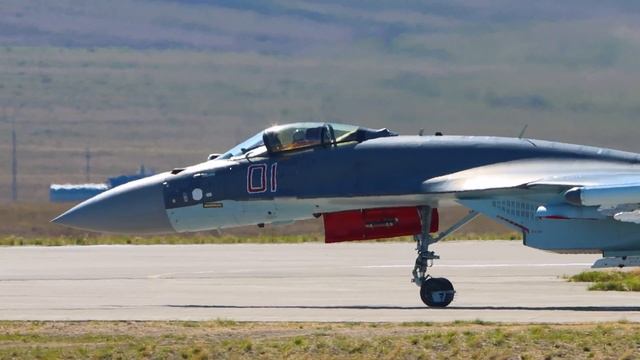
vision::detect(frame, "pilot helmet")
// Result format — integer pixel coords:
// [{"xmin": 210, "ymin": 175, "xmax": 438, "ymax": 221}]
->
[{"xmin": 292, "ymin": 129, "xmax": 306, "ymax": 143}]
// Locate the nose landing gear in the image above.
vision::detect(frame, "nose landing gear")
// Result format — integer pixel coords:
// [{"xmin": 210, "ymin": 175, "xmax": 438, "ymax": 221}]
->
[
  {"xmin": 420, "ymin": 277, "xmax": 455, "ymax": 308},
  {"xmin": 412, "ymin": 207, "xmax": 479, "ymax": 308}
]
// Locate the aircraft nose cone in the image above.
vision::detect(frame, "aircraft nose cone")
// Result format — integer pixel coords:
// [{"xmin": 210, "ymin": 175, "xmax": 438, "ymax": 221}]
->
[{"xmin": 52, "ymin": 173, "xmax": 175, "ymax": 234}]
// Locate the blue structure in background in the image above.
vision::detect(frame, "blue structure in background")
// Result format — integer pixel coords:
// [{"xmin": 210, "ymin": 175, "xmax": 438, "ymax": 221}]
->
[
  {"xmin": 50, "ymin": 166, "xmax": 153, "ymax": 202},
  {"xmin": 49, "ymin": 183, "xmax": 108, "ymax": 202}
]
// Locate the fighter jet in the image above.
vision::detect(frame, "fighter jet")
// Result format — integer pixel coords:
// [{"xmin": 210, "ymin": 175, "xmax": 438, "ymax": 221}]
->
[{"xmin": 53, "ymin": 122, "xmax": 640, "ymax": 307}]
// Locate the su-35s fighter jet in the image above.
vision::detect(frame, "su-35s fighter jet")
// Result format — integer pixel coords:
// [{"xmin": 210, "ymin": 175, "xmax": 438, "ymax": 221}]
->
[{"xmin": 54, "ymin": 122, "xmax": 640, "ymax": 307}]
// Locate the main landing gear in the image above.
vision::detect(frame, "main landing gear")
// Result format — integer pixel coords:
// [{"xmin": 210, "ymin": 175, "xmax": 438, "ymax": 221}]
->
[{"xmin": 412, "ymin": 207, "xmax": 479, "ymax": 308}]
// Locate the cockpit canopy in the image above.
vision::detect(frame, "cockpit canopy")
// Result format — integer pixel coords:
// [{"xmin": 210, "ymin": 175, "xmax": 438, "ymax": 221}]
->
[{"xmin": 218, "ymin": 122, "xmax": 396, "ymax": 160}]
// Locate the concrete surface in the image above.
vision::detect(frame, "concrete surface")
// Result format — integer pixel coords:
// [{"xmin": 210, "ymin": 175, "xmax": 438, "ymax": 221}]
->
[{"xmin": 0, "ymin": 241, "xmax": 638, "ymax": 323}]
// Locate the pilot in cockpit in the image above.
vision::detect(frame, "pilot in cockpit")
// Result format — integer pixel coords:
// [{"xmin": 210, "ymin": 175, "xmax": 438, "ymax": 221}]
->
[
  {"xmin": 291, "ymin": 128, "xmax": 322, "ymax": 148},
  {"xmin": 292, "ymin": 129, "xmax": 307, "ymax": 145}
]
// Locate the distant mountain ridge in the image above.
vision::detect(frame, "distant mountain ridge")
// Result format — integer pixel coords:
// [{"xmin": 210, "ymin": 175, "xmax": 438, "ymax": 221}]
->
[{"xmin": 2, "ymin": 0, "xmax": 639, "ymax": 52}]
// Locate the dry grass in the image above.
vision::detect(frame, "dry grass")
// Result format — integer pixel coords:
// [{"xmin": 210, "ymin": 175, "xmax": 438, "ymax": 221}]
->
[
  {"xmin": 569, "ymin": 270, "xmax": 640, "ymax": 292},
  {"xmin": 0, "ymin": 321, "xmax": 637, "ymax": 359}
]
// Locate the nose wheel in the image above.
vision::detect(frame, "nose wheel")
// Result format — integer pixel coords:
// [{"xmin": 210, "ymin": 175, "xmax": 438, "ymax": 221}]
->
[
  {"xmin": 412, "ymin": 207, "xmax": 479, "ymax": 308},
  {"xmin": 420, "ymin": 277, "xmax": 455, "ymax": 308}
]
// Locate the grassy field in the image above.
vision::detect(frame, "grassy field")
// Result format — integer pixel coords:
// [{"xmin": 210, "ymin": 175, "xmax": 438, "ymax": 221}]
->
[
  {"xmin": 0, "ymin": 321, "xmax": 637, "ymax": 359},
  {"xmin": 569, "ymin": 270, "xmax": 640, "ymax": 292},
  {"xmin": 0, "ymin": 202, "xmax": 519, "ymax": 245}
]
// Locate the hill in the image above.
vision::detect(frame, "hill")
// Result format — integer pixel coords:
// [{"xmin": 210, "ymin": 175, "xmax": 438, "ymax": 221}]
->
[{"xmin": 2, "ymin": 1, "xmax": 640, "ymax": 200}]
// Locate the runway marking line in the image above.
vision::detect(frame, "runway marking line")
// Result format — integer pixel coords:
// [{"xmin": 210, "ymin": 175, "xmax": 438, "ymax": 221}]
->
[
  {"xmin": 148, "ymin": 269, "xmax": 253, "ymax": 279},
  {"xmin": 147, "ymin": 263, "xmax": 592, "ymax": 278}
]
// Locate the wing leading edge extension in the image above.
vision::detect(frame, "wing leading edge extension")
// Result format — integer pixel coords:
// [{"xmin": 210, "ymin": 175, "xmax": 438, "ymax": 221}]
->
[{"xmin": 422, "ymin": 159, "xmax": 640, "ymax": 194}]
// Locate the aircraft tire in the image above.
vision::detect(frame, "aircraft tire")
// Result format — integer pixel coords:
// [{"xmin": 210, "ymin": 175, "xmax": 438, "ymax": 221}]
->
[{"xmin": 420, "ymin": 277, "xmax": 455, "ymax": 308}]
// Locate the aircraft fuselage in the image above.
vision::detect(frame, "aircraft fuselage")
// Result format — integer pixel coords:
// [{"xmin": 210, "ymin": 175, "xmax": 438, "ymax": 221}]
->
[{"xmin": 161, "ymin": 136, "xmax": 640, "ymax": 232}]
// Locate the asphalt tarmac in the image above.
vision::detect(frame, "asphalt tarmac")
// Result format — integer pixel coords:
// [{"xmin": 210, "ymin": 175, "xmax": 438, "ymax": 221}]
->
[{"xmin": 0, "ymin": 241, "xmax": 638, "ymax": 323}]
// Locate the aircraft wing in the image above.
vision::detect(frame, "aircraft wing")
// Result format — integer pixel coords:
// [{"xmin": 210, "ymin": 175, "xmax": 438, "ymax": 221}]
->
[
  {"xmin": 422, "ymin": 159, "xmax": 640, "ymax": 224},
  {"xmin": 422, "ymin": 159, "xmax": 640, "ymax": 193}
]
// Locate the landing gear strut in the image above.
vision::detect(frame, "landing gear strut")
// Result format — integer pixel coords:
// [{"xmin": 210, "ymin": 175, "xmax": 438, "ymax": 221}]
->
[{"xmin": 412, "ymin": 207, "xmax": 479, "ymax": 308}]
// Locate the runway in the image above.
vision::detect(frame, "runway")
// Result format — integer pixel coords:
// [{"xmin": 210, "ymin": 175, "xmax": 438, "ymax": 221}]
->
[{"xmin": 0, "ymin": 241, "xmax": 639, "ymax": 323}]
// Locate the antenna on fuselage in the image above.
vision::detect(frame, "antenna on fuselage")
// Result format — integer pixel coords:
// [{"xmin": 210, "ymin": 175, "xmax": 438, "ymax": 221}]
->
[
  {"xmin": 518, "ymin": 124, "xmax": 529, "ymax": 139},
  {"xmin": 418, "ymin": 128, "xmax": 424, "ymax": 136}
]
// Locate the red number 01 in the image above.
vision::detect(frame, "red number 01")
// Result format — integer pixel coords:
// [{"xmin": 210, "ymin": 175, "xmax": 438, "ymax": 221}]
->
[{"xmin": 247, "ymin": 163, "xmax": 278, "ymax": 194}]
